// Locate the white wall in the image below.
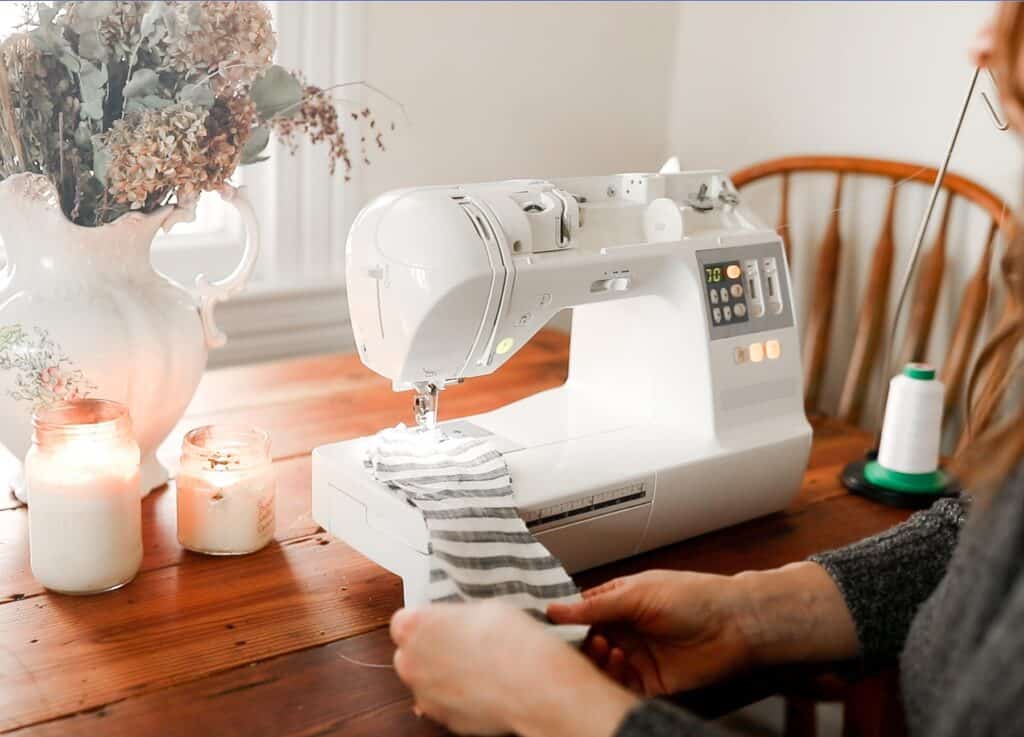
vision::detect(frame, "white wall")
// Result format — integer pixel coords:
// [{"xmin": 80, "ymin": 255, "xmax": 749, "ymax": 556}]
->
[
  {"xmin": 362, "ymin": 2, "xmax": 678, "ymax": 194},
  {"xmin": 355, "ymin": 1, "xmax": 679, "ymax": 334},
  {"xmin": 667, "ymin": 1, "xmax": 1020, "ymax": 426}
]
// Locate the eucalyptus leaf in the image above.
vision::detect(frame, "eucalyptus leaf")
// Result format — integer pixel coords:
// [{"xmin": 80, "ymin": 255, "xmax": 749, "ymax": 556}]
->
[
  {"xmin": 125, "ymin": 94, "xmax": 172, "ymax": 114},
  {"xmin": 180, "ymin": 82, "xmax": 214, "ymax": 109},
  {"xmin": 140, "ymin": 2, "xmax": 172, "ymax": 45},
  {"xmin": 77, "ymin": 30, "xmax": 107, "ymax": 62},
  {"xmin": 37, "ymin": 6, "xmax": 58, "ymax": 27},
  {"xmin": 28, "ymin": 25, "xmax": 60, "ymax": 54},
  {"xmin": 140, "ymin": 95, "xmax": 173, "ymax": 109},
  {"xmin": 78, "ymin": 61, "xmax": 107, "ymax": 120},
  {"xmin": 251, "ymin": 65, "xmax": 304, "ymax": 120},
  {"xmin": 75, "ymin": 1, "xmax": 115, "ymax": 20},
  {"xmin": 79, "ymin": 62, "xmax": 107, "ymax": 91},
  {"xmin": 59, "ymin": 50, "xmax": 82, "ymax": 73},
  {"xmin": 91, "ymin": 141, "xmax": 110, "ymax": 184},
  {"xmin": 240, "ymin": 127, "xmax": 270, "ymax": 165},
  {"xmin": 81, "ymin": 97, "xmax": 103, "ymax": 120},
  {"xmin": 123, "ymin": 68, "xmax": 159, "ymax": 99},
  {"xmin": 74, "ymin": 123, "xmax": 92, "ymax": 148}
]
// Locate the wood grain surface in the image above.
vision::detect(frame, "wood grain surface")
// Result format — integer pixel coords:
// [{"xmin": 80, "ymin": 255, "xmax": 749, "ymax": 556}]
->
[{"xmin": 1, "ymin": 330, "xmax": 912, "ymax": 736}]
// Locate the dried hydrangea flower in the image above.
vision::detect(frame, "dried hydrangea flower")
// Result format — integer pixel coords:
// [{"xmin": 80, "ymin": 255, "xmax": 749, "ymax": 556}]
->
[
  {"xmin": 65, "ymin": 1, "xmax": 147, "ymax": 53},
  {"xmin": 164, "ymin": 1, "xmax": 276, "ymax": 88},
  {"xmin": 101, "ymin": 102, "xmax": 209, "ymax": 210},
  {"xmin": 201, "ymin": 94, "xmax": 256, "ymax": 190}
]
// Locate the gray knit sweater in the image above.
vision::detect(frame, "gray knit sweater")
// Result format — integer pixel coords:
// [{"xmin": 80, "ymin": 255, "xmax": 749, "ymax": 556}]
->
[{"xmin": 615, "ymin": 465, "xmax": 1024, "ymax": 737}]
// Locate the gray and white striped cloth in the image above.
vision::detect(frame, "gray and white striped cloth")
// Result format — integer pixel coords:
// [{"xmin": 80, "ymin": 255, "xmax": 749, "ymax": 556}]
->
[{"xmin": 368, "ymin": 426, "xmax": 588, "ymax": 642}]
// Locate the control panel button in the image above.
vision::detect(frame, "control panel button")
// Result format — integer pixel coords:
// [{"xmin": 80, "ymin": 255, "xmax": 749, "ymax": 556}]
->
[
  {"xmin": 733, "ymin": 346, "xmax": 747, "ymax": 364},
  {"xmin": 723, "ymin": 305, "xmax": 732, "ymax": 321},
  {"xmin": 719, "ymin": 287, "xmax": 730, "ymax": 303},
  {"xmin": 709, "ymin": 290, "xmax": 719, "ymax": 305},
  {"xmin": 733, "ymin": 302, "xmax": 747, "ymax": 318},
  {"xmin": 726, "ymin": 264, "xmax": 742, "ymax": 280},
  {"xmin": 749, "ymin": 342, "xmax": 765, "ymax": 363},
  {"xmin": 730, "ymin": 283, "xmax": 744, "ymax": 299},
  {"xmin": 712, "ymin": 307, "xmax": 722, "ymax": 324},
  {"xmin": 766, "ymin": 339, "xmax": 781, "ymax": 360}
]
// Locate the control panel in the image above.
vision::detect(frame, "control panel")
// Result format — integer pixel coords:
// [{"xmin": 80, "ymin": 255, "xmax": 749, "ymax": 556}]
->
[{"xmin": 696, "ymin": 242, "xmax": 794, "ymax": 340}]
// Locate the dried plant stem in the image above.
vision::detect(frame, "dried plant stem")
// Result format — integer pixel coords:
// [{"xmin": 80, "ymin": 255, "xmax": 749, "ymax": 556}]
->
[
  {"xmin": 58, "ymin": 112, "xmax": 65, "ymax": 187},
  {"xmin": 0, "ymin": 59, "xmax": 27, "ymax": 170}
]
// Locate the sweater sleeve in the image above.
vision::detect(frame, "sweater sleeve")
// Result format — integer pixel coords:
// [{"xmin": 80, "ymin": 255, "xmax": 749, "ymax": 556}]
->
[
  {"xmin": 809, "ymin": 494, "xmax": 968, "ymax": 663},
  {"xmin": 614, "ymin": 699, "xmax": 748, "ymax": 737}
]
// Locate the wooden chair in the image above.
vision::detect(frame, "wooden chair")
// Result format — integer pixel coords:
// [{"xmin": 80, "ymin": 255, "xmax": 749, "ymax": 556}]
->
[
  {"xmin": 730, "ymin": 156, "xmax": 1019, "ymax": 737},
  {"xmin": 731, "ymin": 155, "xmax": 1018, "ymax": 437}
]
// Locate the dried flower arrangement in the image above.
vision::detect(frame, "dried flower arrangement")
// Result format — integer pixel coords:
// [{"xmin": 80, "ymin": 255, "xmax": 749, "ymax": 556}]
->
[{"xmin": 0, "ymin": 1, "xmax": 392, "ymax": 226}]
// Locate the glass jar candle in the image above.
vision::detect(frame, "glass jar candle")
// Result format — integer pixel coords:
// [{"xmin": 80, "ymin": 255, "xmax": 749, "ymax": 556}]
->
[
  {"xmin": 176, "ymin": 425, "xmax": 275, "ymax": 555},
  {"xmin": 26, "ymin": 399, "xmax": 142, "ymax": 595}
]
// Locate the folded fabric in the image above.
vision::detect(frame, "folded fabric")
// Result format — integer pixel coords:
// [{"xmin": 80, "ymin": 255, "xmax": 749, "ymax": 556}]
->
[{"xmin": 367, "ymin": 425, "xmax": 588, "ymax": 642}]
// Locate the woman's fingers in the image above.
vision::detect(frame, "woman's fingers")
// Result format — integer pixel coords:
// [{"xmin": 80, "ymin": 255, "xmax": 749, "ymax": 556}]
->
[
  {"xmin": 390, "ymin": 607, "xmax": 417, "ymax": 646},
  {"xmin": 548, "ymin": 578, "xmax": 640, "ymax": 624},
  {"xmin": 584, "ymin": 633, "xmax": 611, "ymax": 667},
  {"xmin": 606, "ymin": 647, "xmax": 629, "ymax": 684}
]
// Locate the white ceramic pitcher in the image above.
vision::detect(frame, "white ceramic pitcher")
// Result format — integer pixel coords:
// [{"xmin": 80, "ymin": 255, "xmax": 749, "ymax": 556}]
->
[{"xmin": 0, "ymin": 173, "xmax": 260, "ymax": 500}]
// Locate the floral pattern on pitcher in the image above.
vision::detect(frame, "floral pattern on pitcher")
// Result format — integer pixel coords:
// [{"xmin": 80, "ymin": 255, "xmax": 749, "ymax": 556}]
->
[{"xmin": 0, "ymin": 325, "xmax": 95, "ymax": 409}]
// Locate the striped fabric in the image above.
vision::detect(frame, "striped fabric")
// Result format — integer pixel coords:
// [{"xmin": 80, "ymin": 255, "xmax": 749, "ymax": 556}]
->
[{"xmin": 368, "ymin": 426, "xmax": 588, "ymax": 642}]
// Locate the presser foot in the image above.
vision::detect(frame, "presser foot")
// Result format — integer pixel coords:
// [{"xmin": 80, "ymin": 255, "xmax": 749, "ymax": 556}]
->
[{"xmin": 413, "ymin": 382, "xmax": 440, "ymax": 431}]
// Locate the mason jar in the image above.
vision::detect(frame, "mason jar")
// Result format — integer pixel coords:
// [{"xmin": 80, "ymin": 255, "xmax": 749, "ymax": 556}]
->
[
  {"xmin": 177, "ymin": 425, "xmax": 275, "ymax": 555},
  {"xmin": 26, "ymin": 399, "xmax": 142, "ymax": 595}
]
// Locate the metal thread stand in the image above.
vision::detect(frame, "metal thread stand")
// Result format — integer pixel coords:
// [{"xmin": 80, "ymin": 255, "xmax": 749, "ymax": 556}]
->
[{"xmin": 844, "ymin": 67, "xmax": 1008, "ymax": 506}]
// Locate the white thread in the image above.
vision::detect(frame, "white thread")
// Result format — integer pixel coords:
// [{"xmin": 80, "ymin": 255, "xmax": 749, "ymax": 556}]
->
[
  {"xmin": 775, "ymin": 165, "xmax": 933, "ymax": 237},
  {"xmin": 337, "ymin": 652, "xmax": 395, "ymax": 670},
  {"xmin": 877, "ymin": 367, "xmax": 945, "ymax": 474}
]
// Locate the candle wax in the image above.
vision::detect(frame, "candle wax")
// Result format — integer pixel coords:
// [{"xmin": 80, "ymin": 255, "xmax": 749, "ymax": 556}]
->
[{"xmin": 177, "ymin": 465, "xmax": 275, "ymax": 555}]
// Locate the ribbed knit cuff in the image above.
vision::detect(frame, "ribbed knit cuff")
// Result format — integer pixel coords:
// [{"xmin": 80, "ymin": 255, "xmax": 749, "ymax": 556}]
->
[{"xmin": 809, "ymin": 496, "xmax": 967, "ymax": 663}]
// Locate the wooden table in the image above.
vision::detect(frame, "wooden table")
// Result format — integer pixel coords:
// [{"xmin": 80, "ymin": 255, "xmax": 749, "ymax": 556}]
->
[{"xmin": 0, "ymin": 330, "xmax": 912, "ymax": 736}]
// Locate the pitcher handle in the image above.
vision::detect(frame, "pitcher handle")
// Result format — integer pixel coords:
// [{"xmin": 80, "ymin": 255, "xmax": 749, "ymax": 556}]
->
[{"xmin": 193, "ymin": 184, "xmax": 261, "ymax": 349}]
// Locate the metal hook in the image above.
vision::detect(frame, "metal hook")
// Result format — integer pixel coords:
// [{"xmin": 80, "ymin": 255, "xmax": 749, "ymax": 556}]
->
[{"xmin": 981, "ymin": 68, "xmax": 1010, "ymax": 131}]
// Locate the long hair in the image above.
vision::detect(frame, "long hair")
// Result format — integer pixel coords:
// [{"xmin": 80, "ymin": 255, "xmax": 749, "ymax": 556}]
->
[{"xmin": 953, "ymin": 2, "xmax": 1024, "ymax": 488}]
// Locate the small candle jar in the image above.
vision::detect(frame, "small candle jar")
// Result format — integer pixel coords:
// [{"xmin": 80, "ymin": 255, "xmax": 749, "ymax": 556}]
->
[
  {"xmin": 26, "ymin": 399, "xmax": 142, "ymax": 595},
  {"xmin": 176, "ymin": 425, "xmax": 275, "ymax": 555}
]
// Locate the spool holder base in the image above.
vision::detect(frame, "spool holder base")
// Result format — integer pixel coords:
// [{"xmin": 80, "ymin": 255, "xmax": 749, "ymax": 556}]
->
[{"xmin": 841, "ymin": 451, "xmax": 961, "ymax": 509}]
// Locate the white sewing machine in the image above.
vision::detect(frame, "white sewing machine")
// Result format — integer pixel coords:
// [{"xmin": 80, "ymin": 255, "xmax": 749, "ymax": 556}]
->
[{"xmin": 312, "ymin": 169, "xmax": 812, "ymax": 605}]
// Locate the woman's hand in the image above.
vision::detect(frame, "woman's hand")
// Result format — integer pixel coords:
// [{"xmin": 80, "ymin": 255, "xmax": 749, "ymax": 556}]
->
[
  {"xmin": 547, "ymin": 570, "xmax": 755, "ymax": 696},
  {"xmin": 548, "ymin": 563, "xmax": 859, "ymax": 697},
  {"xmin": 390, "ymin": 601, "xmax": 638, "ymax": 737}
]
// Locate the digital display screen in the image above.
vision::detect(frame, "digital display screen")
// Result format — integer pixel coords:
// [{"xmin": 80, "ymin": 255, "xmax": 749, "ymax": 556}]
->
[
  {"xmin": 703, "ymin": 260, "xmax": 748, "ymax": 327},
  {"xmin": 705, "ymin": 262, "xmax": 741, "ymax": 284}
]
